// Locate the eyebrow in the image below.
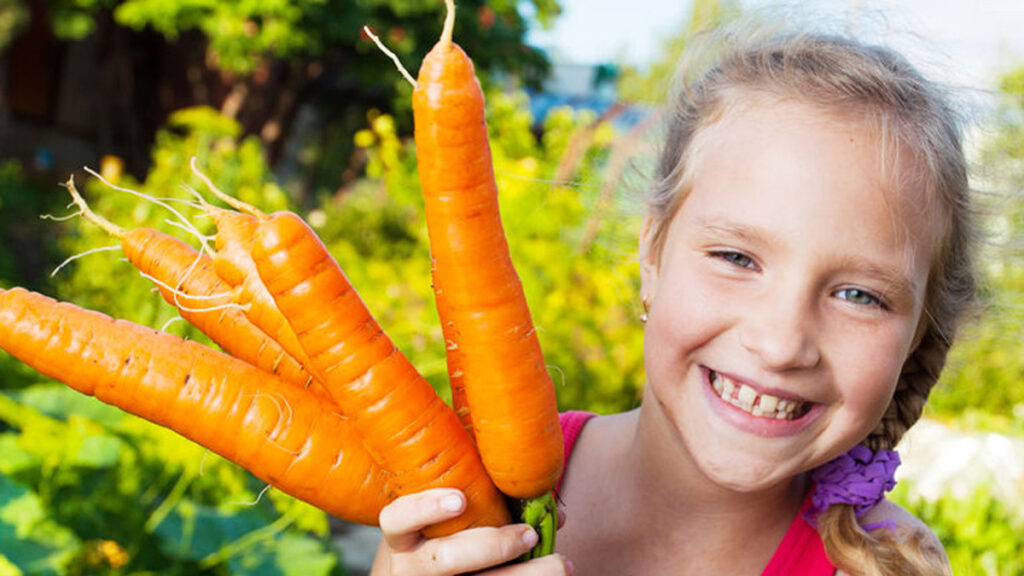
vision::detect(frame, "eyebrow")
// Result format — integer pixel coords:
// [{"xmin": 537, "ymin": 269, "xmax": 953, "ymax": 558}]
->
[{"xmin": 698, "ymin": 218, "xmax": 774, "ymax": 246}]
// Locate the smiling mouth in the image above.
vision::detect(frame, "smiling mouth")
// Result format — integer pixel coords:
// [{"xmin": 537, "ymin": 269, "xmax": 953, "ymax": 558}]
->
[{"xmin": 709, "ymin": 371, "xmax": 811, "ymax": 420}]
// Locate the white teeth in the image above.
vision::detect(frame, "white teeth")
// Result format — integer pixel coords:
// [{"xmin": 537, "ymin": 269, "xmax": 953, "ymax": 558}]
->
[
  {"xmin": 709, "ymin": 371, "xmax": 805, "ymax": 421},
  {"xmin": 737, "ymin": 384, "xmax": 758, "ymax": 406}
]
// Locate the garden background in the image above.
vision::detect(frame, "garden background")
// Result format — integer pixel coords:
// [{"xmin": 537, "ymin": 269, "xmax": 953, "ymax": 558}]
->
[{"xmin": 0, "ymin": 0, "xmax": 1021, "ymax": 574}]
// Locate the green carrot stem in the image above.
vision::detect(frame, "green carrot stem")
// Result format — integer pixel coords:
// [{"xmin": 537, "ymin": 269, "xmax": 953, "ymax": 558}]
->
[{"xmin": 520, "ymin": 491, "xmax": 557, "ymax": 560}]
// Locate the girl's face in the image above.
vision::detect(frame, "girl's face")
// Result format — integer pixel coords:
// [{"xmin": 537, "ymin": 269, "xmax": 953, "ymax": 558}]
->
[{"xmin": 640, "ymin": 98, "xmax": 938, "ymax": 491}]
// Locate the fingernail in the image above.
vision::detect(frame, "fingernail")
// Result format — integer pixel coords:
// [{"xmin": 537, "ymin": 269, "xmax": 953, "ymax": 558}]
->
[
  {"xmin": 521, "ymin": 527, "xmax": 539, "ymax": 548},
  {"xmin": 564, "ymin": 557, "xmax": 576, "ymax": 575},
  {"xmin": 439, "ymin": 493, "xmax": 464, "ymax": 512}
]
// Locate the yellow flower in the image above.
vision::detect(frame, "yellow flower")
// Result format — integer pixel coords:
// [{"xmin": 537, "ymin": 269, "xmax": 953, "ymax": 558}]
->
[{"xmin": 98, "ymin": 540, "xmax": 129, "ymax": 569}]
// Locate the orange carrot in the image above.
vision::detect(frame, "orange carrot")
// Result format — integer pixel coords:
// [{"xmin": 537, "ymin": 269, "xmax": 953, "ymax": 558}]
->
[
  {"xmin": 65, "ymin": 179, "xmax": 324, "ymax": 398},
  {"xmin": 434, "ymin": 270, "xmax": 473, "ymax": 439},
  {"xmin": 250, "ymin": 210, "xmax": 511, "ymax": 537},
  {"xmin": 125, "ymin": 228, "xmax": 336, "ymax": 403},
  {"xmin": 412, "ymin": 0, "xmax": 563, "ymax": 502},
  {"xmin": 184, "ymin": 160, "xmax": 330, "ymax": 391},
  {"xmin": 185, "ymin": 172, "xmax": 508, "ymax": 533},
  {"xmin": 0, "ymin": 286, "xmax": 389, "ymax": 525},
  {"xmin": 203, "ymin": 205, "xmax": 330, "ymax": 390}
]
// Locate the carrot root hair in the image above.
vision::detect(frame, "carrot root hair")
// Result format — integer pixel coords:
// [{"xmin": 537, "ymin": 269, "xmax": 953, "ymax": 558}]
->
[
  {"xmin": 68, "ymin": 173, "xmax": 243, "ymax": 313},
  {"xmin": 64, "ymin": 176, "xmax": 126, "ymax": 239},
  {"xmin": 232, "ymin": 484, "xmax": 274, "ymax": 508},
  {"xmin": 159, "ymin": 316, "xmax": 187, "ymax": 332},
  {"xmin": 136, "ymin": 271, "xmax": 243, "ymax": 314},
  {"xmin": 189, "ymin": 157, "xmax": 265, "ymax": 220},
  {"xmin": 83, "ymin": 166, "xmax": 212, "ymax": 257},
  {"xmin": 363, "ymin": 26, "xmax": 416, "ymax": 87},
  {"xmin": 50, "ymin": 245, "xmax": 122, "ymax": 277}
]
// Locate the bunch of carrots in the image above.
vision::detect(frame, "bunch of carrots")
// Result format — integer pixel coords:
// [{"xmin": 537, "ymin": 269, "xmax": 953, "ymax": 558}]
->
[{"xmin": 0, "ymin": 0, "xmax": 562, "ymax": 559}]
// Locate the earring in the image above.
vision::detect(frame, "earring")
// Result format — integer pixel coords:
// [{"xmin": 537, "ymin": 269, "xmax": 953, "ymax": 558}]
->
[{"xmin": 640, "ymin": 294, "xmax": 650, "ymax": 324}]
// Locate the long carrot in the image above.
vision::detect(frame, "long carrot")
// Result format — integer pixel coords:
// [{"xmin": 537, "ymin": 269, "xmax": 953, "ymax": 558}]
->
[
  {"xmin": 0, "ymin": 286, "xmax": 389, "ymax": 525},
  {"xmin": 65, "ymin": 178, "xmax": 325, "ymax": 398},
  {"xmin": 412, "ymin": 0, "xmax": 563, "ymax": 501},
  {"xmin": 250, "ymin": 210, "xmax": 511, "ymax": 537}
]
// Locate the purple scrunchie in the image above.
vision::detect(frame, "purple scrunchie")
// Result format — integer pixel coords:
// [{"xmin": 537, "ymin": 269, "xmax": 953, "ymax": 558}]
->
[{"xmin": 806, "ymin": 445, "xmax": 900, "ymax": 523}]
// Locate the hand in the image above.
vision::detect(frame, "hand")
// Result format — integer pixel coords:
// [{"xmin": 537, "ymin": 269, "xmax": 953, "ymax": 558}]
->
[{"xmin": 372, "ymin": 488, "xmax": 574, "ymax": 576}]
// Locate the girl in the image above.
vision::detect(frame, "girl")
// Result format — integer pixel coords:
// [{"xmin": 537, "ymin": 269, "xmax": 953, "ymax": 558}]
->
[{"xmin": 372, "ymin": 16, "xmax": 976, "ymax": 576}]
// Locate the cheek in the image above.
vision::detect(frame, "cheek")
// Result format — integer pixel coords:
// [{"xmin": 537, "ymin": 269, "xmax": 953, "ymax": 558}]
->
[
  {"xmin": 643, "ymin": 264, "xmax": 732, "ymax": 378},
  {"xmin": 832, "ymin": 329, "xmax": 910, "ymax": 425}
]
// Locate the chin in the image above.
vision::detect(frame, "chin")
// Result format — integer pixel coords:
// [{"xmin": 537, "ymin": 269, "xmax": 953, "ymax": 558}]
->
[{"xmin": 700, "ymin": 457, "xmax": 790, "ymax": 492}]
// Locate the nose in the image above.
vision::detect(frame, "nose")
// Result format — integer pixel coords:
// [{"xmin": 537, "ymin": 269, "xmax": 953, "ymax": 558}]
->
[{"xmin": 738, "ymin": 288, "xmax": 821, "ymax": 371}]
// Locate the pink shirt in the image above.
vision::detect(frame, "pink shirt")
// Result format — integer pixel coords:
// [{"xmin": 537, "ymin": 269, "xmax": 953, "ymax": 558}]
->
[{"xmin": 557, "ymin": 411, "xmax": 835, "ymax": 576}]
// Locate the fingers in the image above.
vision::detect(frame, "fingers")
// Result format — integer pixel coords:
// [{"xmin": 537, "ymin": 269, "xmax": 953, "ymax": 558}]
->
[
  {"xmin": 379, "ymin": 488, "xmax": 468, "ymax": 552},
  {"xmin": 412, "ymin": 523, "xmax": 541, "ymax": 574},
  {"xmin": 377, "ymin": 489, "xmax": 573, "ymax": 575},
  {"xmin": 487, "ymin": 553, "xmax": 576, "ymax": 575}
]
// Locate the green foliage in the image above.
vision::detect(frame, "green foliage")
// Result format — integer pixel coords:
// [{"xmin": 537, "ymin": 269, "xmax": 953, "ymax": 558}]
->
[
  {"xmin": 0, "ymin": 387, "xmax": 341, "ymax": 576},
  {"xmin": 494, "ymin": 101, "xmax": 646, "ymax": 413},
  {"xmin": 891, "ymin": 482, "xmax": 1024, "ymax": 576},
  {"xmin": 0, "ymin": 474, "xmax": 79, "ymax": 575},
  {"xmin": 114, "ymin": 0, "xmax": 313, "ymax": 74},
  {"xmin": 911, "ymin": 66, "xmax": 1024, "ymax": 576},
  {"xmin": 46, "ymin": 0, "xmax": 118, "ymax": 40},
  {"xmin": 927, "ymin": 64, "xmax": 1024, "ymax": 433},
  {"xmin": 43, "ymin": 0, "xmax": 558, "ymax": 82},
  {"xmin": 0, "ymin": 0, "xmax": 27, "ymax": 50},
  {"xmin": 0, "ymin": 161, "xmax": 64, "ymax": 292}
]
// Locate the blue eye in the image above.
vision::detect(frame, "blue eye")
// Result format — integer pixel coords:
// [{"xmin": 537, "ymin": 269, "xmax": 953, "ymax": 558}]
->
[
  {"xmin": 715, "ymin": 251, "xmax": 756, "ymax": 269},
  {"xmin": 836, "ymin": 287, "xmax": 882, "ymax": 307}
]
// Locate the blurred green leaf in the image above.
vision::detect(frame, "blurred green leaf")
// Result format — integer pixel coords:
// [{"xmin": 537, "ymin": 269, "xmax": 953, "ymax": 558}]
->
[
  {"xmin": 893, "ymin": 482, "xmax": 1024, "ymax": 575},
  {"xmin": 153, "ymin": 499, "xmax": 266, "ymax": 561},
  {"xmin": 227, "ymin": 533, "xmax": 338, "ymax": 576},
  {"xmin": 0, "ymin": 435, "xmax": 35, "ymax": 475},
  {"xmin": 13, "ymin": 385, "xmax": 126, "ymax": 427},
  {"xmin": 0, "ymin": 554, "xmax": 24, "ymax": 576},
  {"xmin": 0, "ymin": 476, "xmax": 80, "ymax": 576}
]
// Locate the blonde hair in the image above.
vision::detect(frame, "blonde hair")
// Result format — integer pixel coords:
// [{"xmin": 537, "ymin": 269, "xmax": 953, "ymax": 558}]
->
[{"xmin": 645, "ymin": 18, "xmax": 977, "ymax": 576}]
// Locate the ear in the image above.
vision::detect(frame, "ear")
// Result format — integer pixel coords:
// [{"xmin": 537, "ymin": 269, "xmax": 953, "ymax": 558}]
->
[{"xmin": 638, "ymin": 215, "xmax": 659, "ymax": 300}]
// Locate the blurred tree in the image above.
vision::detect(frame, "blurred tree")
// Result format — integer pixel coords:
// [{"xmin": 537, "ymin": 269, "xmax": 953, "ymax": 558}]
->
[
  {"xmin": 0, "ymin": 0, "xmax": 28, "ymax": 49},
  {"xmin": 1, "ymin": 0, "xmax": 560, "ymax": 203},
  {"xmin": 928, "ymin": 65, "xmax": 1024, "ymax": 433},
  {"xmin": 0, "ymin": 160, "xmax": 64, "ymax": 292}
]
